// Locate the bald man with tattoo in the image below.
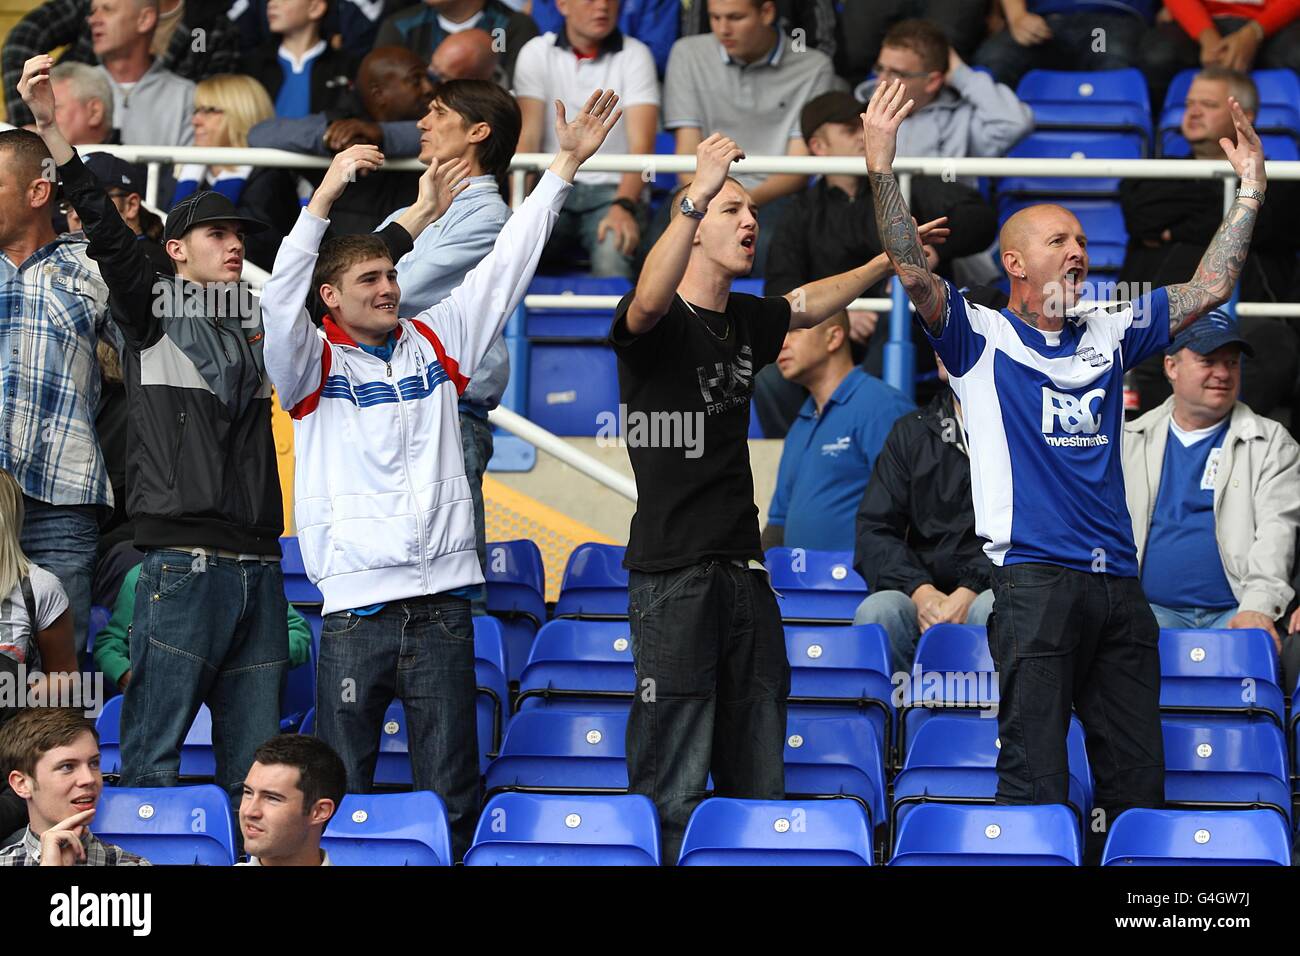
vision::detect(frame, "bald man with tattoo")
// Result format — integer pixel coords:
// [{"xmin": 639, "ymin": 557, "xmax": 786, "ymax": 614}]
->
[{"xmin": 862, "ymin": 77, "xmax": 1268, "ymax": 862}]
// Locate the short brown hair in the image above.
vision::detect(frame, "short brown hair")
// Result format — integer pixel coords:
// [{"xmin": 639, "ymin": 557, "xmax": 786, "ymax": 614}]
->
[
  {"xmin": 0, "ymin": 708, "xmax": 98, "ymax": 779},
  {"xmin": 252, "ymin": 734, "xmax": 346, "ymax": 819},
  {"xmin": 882, "ymin": 18, "xmax": 948, "ymax": 75},
  {"xmin": 312, "ymin": 234, "xmax": 393, "ymax": 297}
]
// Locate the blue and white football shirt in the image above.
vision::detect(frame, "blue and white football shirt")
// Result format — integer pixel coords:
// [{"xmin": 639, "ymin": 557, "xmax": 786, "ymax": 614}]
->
[{"xmin": 924, "ymin": 279, "xmax": 1171, "ymax": 576}]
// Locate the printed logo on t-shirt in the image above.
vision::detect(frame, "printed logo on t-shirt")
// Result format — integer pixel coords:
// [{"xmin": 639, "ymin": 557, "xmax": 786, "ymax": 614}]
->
[
  {"xmin": 821, "ymin": 436, "xmax": 852, "ymax": 457},
  {"xmin": 1041, "ymin": 386, "xmax": 1109, "ymax": 447},
  {"xmin": 697, "ymin": 346, "xmax": 754, "ymax": 416},
  {"xmin": 1074, "ymin": 346, "xmax": 1111, "ymax": 369},
  {"xmin": 1201, "ymin": 446, "xmax": 1223, "ymax": 491}
]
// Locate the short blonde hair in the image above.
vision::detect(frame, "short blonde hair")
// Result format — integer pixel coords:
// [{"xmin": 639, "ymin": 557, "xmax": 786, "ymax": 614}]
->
[{"xmin": 193, "ymin": 74, "xmax": 275, "ymax": 149}]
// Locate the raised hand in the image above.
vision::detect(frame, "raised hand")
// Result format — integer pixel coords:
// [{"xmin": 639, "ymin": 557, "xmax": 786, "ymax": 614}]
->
[
  {"xmin": 1221, "ymin": 95, "xmax": 1267, "ymax": 188},
  {"xmin": 17, "ymin": 54, "xmax": 58, "ymax": 129},
  {"xmin": 307, "ymin": 144, "xmax": 384, "ymax": 219},
  {"xmin": 690, "ymin": 133, "xmax": 746, "ymax": 206},
  {"xmin": 863, "ymin": 79, "xmax": 915, "ymax": 174},
  {"xmin": 555, "ymin": 89, "xmax": 623, "ymax": 165},
  {"xmin": 419, "ymin": 157, "xmax": 472, "ymax": 222},
  {"xmin": 39, "ymin": 808, "xmax": 95, "ymax": 867}
]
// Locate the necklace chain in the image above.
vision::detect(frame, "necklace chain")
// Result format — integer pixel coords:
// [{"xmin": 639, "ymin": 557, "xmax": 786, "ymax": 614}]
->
[{"xmin": 681, "ymin": 296, "xmax": 729, "ymax": 341}]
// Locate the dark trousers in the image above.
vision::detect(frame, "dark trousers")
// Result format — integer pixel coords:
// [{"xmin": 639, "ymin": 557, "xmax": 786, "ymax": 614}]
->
[
  {"xmin": 987, "ymin": 563, "xmax": 1164, "ymax": 864},
  {"xmin": 625, "ymin": 561, "xmax": 790, "ymax": 864},
  {"xmin": 975, "ymin": 13, "xmax": 1143, "ymax": 89},
  {"xmin": 315, "ymin": 593, "xmax": 481, "ymax": 860}
]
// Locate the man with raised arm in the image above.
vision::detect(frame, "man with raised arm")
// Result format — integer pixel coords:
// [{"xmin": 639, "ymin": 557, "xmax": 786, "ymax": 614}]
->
[
  {"xmin": 612, "ymin": 132, "xmax": 947, "ymax": 863},
  {"xmin": 862, "ymin": 77, "xmax": 1268, "ymax": 861},
  {"xmin": 260, "ymin": 90, "xmax": 624, "ymax": 860}
]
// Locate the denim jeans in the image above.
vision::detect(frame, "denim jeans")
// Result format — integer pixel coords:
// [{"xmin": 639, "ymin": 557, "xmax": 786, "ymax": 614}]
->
[
  {"xmin": 988, "ymin": 563, "xmax": 1164, "ymax": 864},
  {"xmin": 459, "ymin": 409, "xmax": 493, "ymax": 616},
  {"xmin": 1147, "ymin": 603, "xmax": 1235, "ymax": 631},
  {"xmin": 120, "ymin": 550, "xmax": 288, "ymax": 805},
  {"xmin": 314, "ymin": 593, "xmax": 480, "ymax": 860},
  {"xmin": 20, "ymin": 497, "xmax": 97, "ymax": 657},
  {"xmin": 546, "ymin": 182, "xmax": 640, "ymax": 279},
  {"xmin": 626, "ymin": 561, "xmax": 790, "ymax": 864},
  {"xmin": 854, "ymin": 588, "xmax": 996, "ymax": 676}
]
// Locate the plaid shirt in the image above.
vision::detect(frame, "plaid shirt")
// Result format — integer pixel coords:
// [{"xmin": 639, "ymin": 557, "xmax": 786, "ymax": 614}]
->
[
  {"xmin": 0, "ymin": 826, "xmax": 150, "ymax": 866},
  {"xmin": 0, "ymin": 236, "xmax": 115, "ymax": 507}
]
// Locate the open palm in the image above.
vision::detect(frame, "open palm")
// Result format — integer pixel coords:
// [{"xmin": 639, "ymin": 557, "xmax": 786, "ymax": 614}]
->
[
  {"xmin": 554, "ymin": 89, "xmax": 623, "ymax": 165},
  {"xmin": 1222, "ymin": 95, "xmax": 1267, "ymax": 186}
]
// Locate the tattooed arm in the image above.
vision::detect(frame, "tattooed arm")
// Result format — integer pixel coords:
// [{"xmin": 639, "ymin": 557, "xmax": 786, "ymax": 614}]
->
[
  {"xmin": 1165, "ymin": 95, "xmax": 1267, "ymax": 336},
  {"xmin": 862, "ymin": 79, "xmax": 949, "ymax": 335}
]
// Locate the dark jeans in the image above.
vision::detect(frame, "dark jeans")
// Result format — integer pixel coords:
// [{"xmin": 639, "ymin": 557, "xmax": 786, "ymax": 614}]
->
[
  {"xmin": 1142, "ymin": 18, "xmax": 1300, "ymax": 115},
  {"xmin": 20, "ymin": 497, "xmax": 97, "ymax": 656},
  {"xmin": 314, "ymin": 593, "xmax": 480, "ymax": 860},
  {"xmin": 837, "ymin": 0, "xmax": 990, "ymax": 81},
  {"xmin": 626, "ymin": 561, "xmax": 790, "ymax": 864},
  {"xmin": 975, "ymin": 13, "xmax": 1143, "ymax": 88},
  {"xmin": 459, "ymin": 409, "xmax": 493, "ymax": 616},
  {"xmin": 988, "ymin": 563, "xmax": 1164, "ymax": 864},
  {"xmin": 120, "ymin": 551, "xmax": 288, "ymax": 805}
]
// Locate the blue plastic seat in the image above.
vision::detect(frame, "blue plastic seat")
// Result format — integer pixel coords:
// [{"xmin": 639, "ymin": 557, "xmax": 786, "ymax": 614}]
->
[
  {"xmin": 485, "ymin": 709, "xmax": 629, "ymax": 794},
  {"xmin": 1252, "ymin": 69, "xmax": 1300, "ymax": 119},
  {"xmin": 678, "ymin": 797, "xmax": 874, "ymax": 866},
  {"xmin": 897, "ymin": 623, "xmax": 998, "ymax": 761},
  {"xmin": 783, "ymin": 713, "xmax": 886, "ymax": 835},
  {"xmin": 1031, "ymin": 0, "xmax": 1154, "ymax": 17},
  {"xmin": 93, "ymin": 785, "xmax": 235, "ymax": 865},
  {"xmin": 281, "ymin": 657, "xmax": 315, "ymax": 733},
  {"xmin": 1160, "ymin": 111, "xmax": 1300, "ymax": 159},
  {"xmin": 279, "ymin": 536, "xmax": 323, "ymax": 605},
  {"xmin": 484, "ymin": 539, "xmax": 547, "ymax": 682},
  {"xmin": 786, "ymin": 624, "xmax": 894, "ymax": 762},
  {"xmin": 889, "ymin": 803, "xmax": 1081, "ymax": 865},
  {"xmin": 1019, "ymin": 68, "xmax": 1152, "ymax": 152},
  {"xmin": 299, "ymin": 706, "xmax": 411, "ymax": 785},
  {"xmin": 465, "ymin": 793, "xmax": 660, "ymax": 865},
  {"xmin": 1162, "ymin": 721, "xmax": 1290, "ymax": 823},
  {"xmin": 96, "ymin": 695, "xmax": 215, "ymax": 779},
  {"xmin": 526, "ymin": 344, "xmax": 620, "ymax": 436},
  {"xmin": 997, "ymin": 198, "xmax": 1129, "ymax": 273},
  {"xmin": 85, "ymin": 604, "xmax": 111, "ymax": 656},
  {"xmin": 764, "ymin": 548, "xmax": 868, "ymax": 623},
  {"xmin": 322, "ymin": 792, "xmax": 452, "ymax": 865},
  {"xmin": 553, "ymin": 542, "xmax": 629, "ymax": 620},
  {"xmin": 525, "ymin": 275, "xmax": 632, "ymax": 339},
  {"xmin": 1158, "ymin": 628, "xmax": 1283, "ymax": 728},
  {"xmin": 1102, "ymin": 808, "xmax": 1291, "ymax": 866},
  {"xmin": 474, "ymin": 616, "xmax": 510, "ymax": 761},
  {"xmin": 1001, "ymin": 130, "xmax": 1142, "ymax": 198},
  {"xmin": 516, "ymin": 619, "xmax": 636, "ymax": 712},
  {"xmin": 892, "ymin": 713, "xmax": 1093, "ymax": 845}
]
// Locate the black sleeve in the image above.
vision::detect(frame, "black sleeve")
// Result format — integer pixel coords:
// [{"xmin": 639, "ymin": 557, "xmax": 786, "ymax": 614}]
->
[
  {"xmin": 956, "ymin": 549, "xmax": 993, "ymax": 595},
  {"xmin": 374, "ymin": 220, "xmax": 416, "ymax": 261},
  {"xmin": 60, "ymin": 153, "xmax": 161, "ymax": 348},
  {"xmin": 609, "ymin": 291, "xmax": 679, "ymax": 370},
  {"xmin": 753, "ymin": 294, "xmax": 793, "ymax": 367},
  {"xmin": 853, "ymin": 414, "xmax": 933, "ymax": 595},
  {"xmin": 910, "ymin": 177, "xmax": 997, "ymax": 262},
  {"xmin": 763, "ymin": 195, "xmax": 811, "ymax": 298}
]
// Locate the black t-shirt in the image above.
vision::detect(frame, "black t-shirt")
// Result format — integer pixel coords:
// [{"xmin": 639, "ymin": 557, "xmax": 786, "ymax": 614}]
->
[{"xmin": 609, "ymin": 291, "xmax": 791, "ymax": 571}]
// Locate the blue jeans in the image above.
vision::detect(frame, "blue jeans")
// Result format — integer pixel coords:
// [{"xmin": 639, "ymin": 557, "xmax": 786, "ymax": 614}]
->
[
  {"xmin": 120, "ymin": 551, "xmax": 288, "ymax": 803},
  {"xmin": 314, "ymin": 594, "xmax": 480, "ymax": 859},
  {"xmin": 854, "ymin": 587, "xmax": 996, "ymax": 676},
  {"xmin": 626, "ymin": 561, "xmax": 790, "ymax": 864},
  {"xmin": 20, "ymin": 497, "xmax": 97, "ymax": 656},
  {"xmin": 1147, "ymin": 603, "xmax": 1235, "ymax": 631},
  {"xmin": 459, "ymin": 409, "xmax": 493, "ymax": 616},
  {"xmin": 547, "ymin": 182, "xmax": 640, "ymax": 278}
]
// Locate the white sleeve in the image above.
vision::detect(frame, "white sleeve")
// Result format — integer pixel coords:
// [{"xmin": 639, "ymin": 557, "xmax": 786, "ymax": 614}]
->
[
  {"xmin": 28, "ymin": 566, "xmax": 69, "ymax": 631},
  {"xmin": 621, "ymin": 39, "xmax": 661, "ymax": 107},
  {"xmin": 260, "ymin": 208, "xmax": 330, "ymax": 410},
  {"xmin": 512, "ymin": 36, "xmax": 550, "ymax": 101},
  {"xmin": 413, "ymin": 171, "xmax": 571, "ymax": 379}
]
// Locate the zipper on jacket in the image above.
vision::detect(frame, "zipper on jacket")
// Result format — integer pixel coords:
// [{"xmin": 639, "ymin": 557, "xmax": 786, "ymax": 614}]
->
[
  {"xmin": 167, "ymin": 410, "xmax": 187, "ymax": 488},
  {"xmin": 387, "ymin": 362, "xmax": 393, "ymax": 378}
]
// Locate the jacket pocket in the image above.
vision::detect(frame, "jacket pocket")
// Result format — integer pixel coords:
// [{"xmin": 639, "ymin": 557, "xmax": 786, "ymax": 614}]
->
[{"xmin": 166, "ymin": 410, "xmax": 188, "ymax": 489}]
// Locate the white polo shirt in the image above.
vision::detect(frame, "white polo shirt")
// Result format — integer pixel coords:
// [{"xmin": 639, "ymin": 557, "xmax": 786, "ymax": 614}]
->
[{"xmin": 513, "ymin": 30, "xmax": 660, "ymax": 186}]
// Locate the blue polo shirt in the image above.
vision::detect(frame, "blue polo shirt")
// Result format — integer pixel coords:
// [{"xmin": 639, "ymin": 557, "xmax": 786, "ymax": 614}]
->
[{"xmin": 768, "ymin": 368, "xmax": 915, "ymax": 550}]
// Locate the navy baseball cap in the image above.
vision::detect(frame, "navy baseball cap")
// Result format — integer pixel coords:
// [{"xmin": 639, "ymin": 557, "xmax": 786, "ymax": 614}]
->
[
  {"xmin": 164, "ymin": 189, "xmax": 268, "ymax": 242},
  {"xmin": 1168, "ymin": 309, "xmax": 1254, "ymax": 357},
  {"xmin": 83, "ymin": 153, "xmax": 147, "ymax": 196}
]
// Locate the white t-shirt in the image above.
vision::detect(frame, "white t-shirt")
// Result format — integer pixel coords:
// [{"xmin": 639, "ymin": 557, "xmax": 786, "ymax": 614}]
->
[
  {"xmin": 513, "ymin": 32, "xmax": 660, "ymax": 186},
  {"xmin": 0, "ymin": 566, "xmax": 69, "ymax": 667}
]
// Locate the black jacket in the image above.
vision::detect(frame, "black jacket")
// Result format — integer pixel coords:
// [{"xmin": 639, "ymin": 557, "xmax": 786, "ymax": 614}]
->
[
  {"xmin": 61, "ymin": 152, "xmax": 283, "ymax": 555},
  {"xmin": 854, "ymin": 391, "xmax": 991, "ymax": 596},
  {"xmin": 243, "ymin": 43, "xmax": 357, "ymax": 117}
]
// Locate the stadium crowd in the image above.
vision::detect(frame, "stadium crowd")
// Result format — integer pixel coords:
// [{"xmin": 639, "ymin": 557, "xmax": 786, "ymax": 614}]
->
[{"xmin": 0, "ymin": 0, "xmax": 1298, "ymax": 866}]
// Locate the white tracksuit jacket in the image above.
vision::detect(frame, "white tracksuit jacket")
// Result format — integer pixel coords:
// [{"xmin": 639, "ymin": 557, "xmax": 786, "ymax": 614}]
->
[{"xmin": 261, "ymin": 171, "xmax": 571, "ymax": 614}]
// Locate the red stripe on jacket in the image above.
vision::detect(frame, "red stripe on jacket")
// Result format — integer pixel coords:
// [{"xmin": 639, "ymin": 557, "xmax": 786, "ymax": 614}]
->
[
  {"xmin": 410, "ymin": 320, "xmax": 470, "ymax": 396},
  {"xmin": 290, "ymin": 342, "xmax": 333, "ymax": 419}
]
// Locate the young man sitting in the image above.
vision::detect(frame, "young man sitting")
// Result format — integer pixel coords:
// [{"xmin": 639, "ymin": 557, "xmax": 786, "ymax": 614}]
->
[
  {"xmin": 238, "ymin": 734, "xmax": 347, "ymax": 866},
  {"xmin": 0, "ymin": 708, "xmax": 149, "ymax": 866},
  {"xmin": 260, "ymin": 89, "xmax": 623, "ymax": 859}
]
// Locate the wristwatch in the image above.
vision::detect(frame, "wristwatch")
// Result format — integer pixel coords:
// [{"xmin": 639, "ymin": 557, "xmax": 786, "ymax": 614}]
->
[
  {"xmin": 1236, "ymin": 185, "xmax": 1266, "ymax": 205},
  {"xmin": 678, "ymin": 193, "xmax": 707, "ymax": 219},
  {"xmin": 610, "ymin": 197, "xmax": 639, "ymax": 216}
]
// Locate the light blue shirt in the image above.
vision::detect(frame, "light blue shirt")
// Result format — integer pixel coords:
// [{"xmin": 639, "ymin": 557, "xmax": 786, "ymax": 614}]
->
[{"xmin": 380, "ymin": 175, "xmax": 510, "ymax": 411}]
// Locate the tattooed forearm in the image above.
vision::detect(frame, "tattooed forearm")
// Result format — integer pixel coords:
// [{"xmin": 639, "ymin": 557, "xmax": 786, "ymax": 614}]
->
[
  {"xmin": 868, "ymin": 170, "xmax": 946, "ymax": 334},
  {"xmin": 1166, "ymin": 198, "xmax": 1259, "ymax": 335}
]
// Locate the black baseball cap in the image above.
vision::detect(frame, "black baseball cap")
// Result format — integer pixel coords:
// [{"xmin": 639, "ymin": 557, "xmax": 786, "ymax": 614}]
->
[
  {"xmin": 800, "ymin": 91, "xmax": 864, "ymax": 144},
  {"xmin": 83, "ymin": 153, "xmax": 147, "ymax": 196},
  {"xmin": 1167, "ymin": 308, "xmax": 1255, "ymax": 357},
  {"xmin": 164, "ymin": 189, "xmax": 269, "ymax": 242}
]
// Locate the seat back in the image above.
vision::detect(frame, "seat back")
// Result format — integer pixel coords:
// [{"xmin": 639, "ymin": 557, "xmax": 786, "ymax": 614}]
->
[
  {"xmin": 765, "ymin": 548, "xmax": 867, "ymax": 623},
  {"xmin": 93, "ymin": 785, "xmax": 236, "ymax": 865},
  {"xmin": 96, "ymin": 696, "xmax": 215, "ymax": 778},
  {"xmin": 678, "ymin": 798, "xmax": 874, "ymax": 866},
  {"xmin": 486, "ymin": 709, "xmax": 630, "ymax": 793},
  {"xmin": 554, "ymin": 543, "xmax": 629, "ymax": 619},
  {"xmin": 783, "ymin": 713, "xmax": 886, "ymax": 830},
  {"xmin": 279, "ymin": 536, "xmax": 323, "ymax": 605},
  {"xmin": 322, "ymin": 792, "xmax": 452, "ymax": 865},
  {"xmin": 465, "ymin": 792, "xmax": 660, "ymax": 865},
  {"xmin": 890, "ymin": 803, "xmax": 1081, "ymax": 866},
  {"xmin": 517, "ymin": 619, "xmax": 636, "ymax": 709},
  {"xmin": 1102, "ymin": 808, "xmax": 1291, "ymax": 866},
  {"xmin": 527, "ymin": 344, "xmax": 621, "ymax": 436},
  {"xmin": 484, "ymin": 539, "xmax": 547, "ymax": 625}
]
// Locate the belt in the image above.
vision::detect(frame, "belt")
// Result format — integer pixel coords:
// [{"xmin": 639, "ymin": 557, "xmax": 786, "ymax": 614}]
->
[{"xmin": 162, "ymin": 546, "xmax": 280, "ymax": 563}]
